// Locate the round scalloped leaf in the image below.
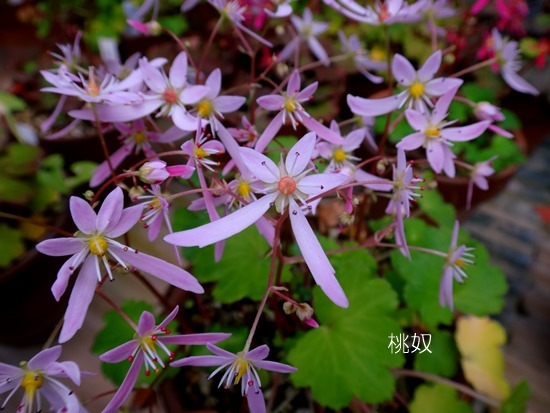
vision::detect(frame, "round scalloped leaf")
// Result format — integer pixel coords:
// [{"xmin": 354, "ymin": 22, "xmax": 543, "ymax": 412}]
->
[
  {"xmin": 414, "ymin": 330, "xmax": 459, "ymax": 378},
  {"xmin": 288, "ymin": 275, "xmax": 404, "ymax": 408},
  {"xmin": 410, "ymin": 383, "xmax": 475, "ymax": 413}
]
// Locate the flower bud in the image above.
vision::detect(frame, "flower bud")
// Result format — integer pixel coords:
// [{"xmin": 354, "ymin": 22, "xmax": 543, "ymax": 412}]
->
[
  {"xmin": 296, "ymin": 303, "xmax": 314, "ymax": 322},
  {"xmin": 138, "ymin": 161, "xmax": 169, "ymax": 184},
  {"xmin": 474, "ymin": 101, "xmax": 505, "ymax": 122},
  {"xmin": 83, "ymin": 190, "xmax": 94, "ymax": 201},
  {"xmin": 283, "ymin": 301, "xmax": 296, "ymax": 314}
]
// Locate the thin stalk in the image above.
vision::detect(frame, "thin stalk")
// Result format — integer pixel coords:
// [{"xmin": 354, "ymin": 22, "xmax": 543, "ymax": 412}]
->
[
  {"xmin": 95, "ymin": 289, "xmax": 138, "ymax": 331},
  {"xmin": 91, "ymin": 103, "xmax": 116, "ymax": 180},
  {"xmin": 0, "ymin": 211, "xmax": 73, "ymax": 237},
  {"xmin": 449, "ymin": 57, "xmax": 498, "ymax": 78}
]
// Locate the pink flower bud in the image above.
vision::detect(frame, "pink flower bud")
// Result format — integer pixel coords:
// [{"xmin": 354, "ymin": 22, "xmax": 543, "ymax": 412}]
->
[{"xmin": 139, "ymin": 161, "xmax": 169, "ymax": 184}]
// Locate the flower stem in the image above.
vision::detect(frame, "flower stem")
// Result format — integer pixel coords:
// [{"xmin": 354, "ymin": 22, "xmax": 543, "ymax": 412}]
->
[
  {"xmin": 0, "ymin": 211, "xmax": 73, "ymax": 237},
  {"xmin": 91, "ymin": 103, "xmax": 116, "ymax": 181},
  {"xmin": 449, "ymin": 57, "xmax": 498, "ymax": 78},
  {"xmin": 392, "ymin": 368, "xmax": 500, "ymax": 408},
  {"xmin": 95, "ymin": 289, "xmax": 139, "ymax": 331}
]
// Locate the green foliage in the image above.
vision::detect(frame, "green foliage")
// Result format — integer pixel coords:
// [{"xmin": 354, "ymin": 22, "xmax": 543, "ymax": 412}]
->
[
  {"xmin": 266, "ymin": 136, "xmax": 297, "ymax": 164},
  {"xmin": 414, "ymin": 331, "xmax": 458, "ymax": 377},
  {"xmin": 502, "ymin": 381, "xmax": 530, "ymax": 413},
  {"xmin": 0, "ymin": 92, "xmax": 27, "ymax": 112},
  {"xmin": 0, "ymin": 224, "xmax": 26, "ymax": 268},
  {"xmin": 417, "ymin": 187, "xmax": 456, "ymax": 226},
  {"xmin": 159, "ymin": 15, "xmax": 188, "ymax": 36},
  {"xmin": 459, "ymin": 135, "xmax": 525, "ymax": 173},
  {"xmin": 391, "ymin": 218, "xmax": 507, "ymax": 328},
  {"xmin": 409, "ymin": 383, "xmax": 474, "ymax": 413},
  {"xmin": 374, "ymin": 111, "xmax": 415, "ymax": 144},
  {"xmin": 288, "ymin": 272, "xmax": 404, "ymax": 408},
  {"xmin": 91, "ymin": 300, "xmax": 178, "ymax": 386}
]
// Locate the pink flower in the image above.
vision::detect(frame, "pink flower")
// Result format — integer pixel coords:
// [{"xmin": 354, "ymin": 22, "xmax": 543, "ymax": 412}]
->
[
  {"xmin": 397, "ymin": 87, "xmax": 490, "ymax": 177},
  {"xmin": 99, "ymin": 307, "xmax": 229, "ymax": 413},
  {"xmin": 439, "ymin": 221, "xmax": 475, "ymax": 310},
  {"xmin": 171, "ymin": 342, "xmax": 296, "ymax": 413},
  {"xmin": 473, "ymin": 101, "xmax": 513, "ymax": 138},
  {"xmin": 165, "ymin": 133, "xmax": 350, "ymax": 307},
  {"xmin": 466, "ymin": 157, "xmax": 496, "ymax": 209},
  {"xmin": 255, "ymin": 70, "xmax": 344, "ymax": 152},
  {"xmin": 36, "ymin": 187, "xmax": 203, "ymax": 342},
  {"xmin": 0, "ymin": 346, "xmax": 83, "ymax": 413},
  {"xmin": 324, "ymin": 0, "xmax": 421, "ymax": 25},
  {"xmin": 348, "ymin": 50, "xmax": 463, "ymax": 116},
  {"xmin": 338, "ymin": 31, "xmax": 384, "ymax": 83}
]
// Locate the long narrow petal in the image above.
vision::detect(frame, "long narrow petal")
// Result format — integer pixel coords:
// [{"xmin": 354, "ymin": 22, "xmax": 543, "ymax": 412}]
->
[
  {"xmin": 240, "ymin": 148, "xmax": 280, "ymax": 183},
  {"xmin": 502, "ymin": 69, "xmax": 539, "ymax": 95},
  {"xmin": 101, "ymin": 351, "xmax": 143, "ymax": 413},
  {"xmin": 36, "ymin": 238, "xmax": 84, "ymax": 257},
  {"xmin": 254, "ymin": 111, "xmax": 284, "ymax": 153},
  {"xmin": 246, "ymin": 345, "xmax": 269, "ymax": 361},
  {"xmin": 169, "ymin": 52, "xmax": 188, "ymax": 89},
  {"xmin": 207, "ymin": 342, "xmax": 236, "ymax": 358},
  {"xmin": 289, "ymin": 199, "xmax": 348, "ymax": 308},
  {"xmin": 70, "ymin": 196, "xmax": 97, "ymax": 234},
  {"xmin": 205, "ymin": 68, "xmax": 221, "ymax": 98},
  {"xmin": 90, "ymin": 145, "xmax": 131, "ymax": 188},
  {"xmin": 170, "ymin": 355, "xmax": 226, "ymax": 367},
  {"xmin": 257, "ymin": 95, "xmax": 285, "ymax": 111},
  {"xmin": 51, "ymin": 251, "xmax": 87, "ymax": 301},
  {"xmin": 253, "ymin": 360, "xmax": 297, "ymax": 373},
  {"xmin": 46, "ymin": 360, "xmax": 81, "ymax": 385},
  {"xmin": 347, "ymin": 93, "xmax": 401, "ymax": 117},
  {"xmin": 99, "ymin": 341, "xmax": 139, "ymax": 363},
  {"xmin": 247, "ymin": 384, "xmax": 266, "ymax": 413},
  {"xmin": 110, "ymin": 245, "xmax": 204, "ymax": 293},
  {"xmin": 139, "ymin": 59, "xmax": 165, "ymax": 93},
  {"xmin": 354, "ymin": 169, "xmax": 393, "ymax": 191},
  {"xmin": 59, "ymin": 255, "xmax": 98, "ymax": 343},
  {"xmin": 426, "ymin": 140, "xmax": 444, "ymax": 173},
  {"xmin": 441, "ymin": 120, "xmax": 490, "ymax": 142},
  {"xmin": 298, "ymin": 172, "xmax": 349, "ymax": 195},
  {"xmin": 285, "ymin": 132, "xmax": 316, "ymax": 176},
  {"xmin": 157, "ymin": 305, "xmax": 180, "ymax": 330},
  {"xmin": 161, "ymin": 332, "xmax": 231, "ymax": 345},
  {"xmin": 423, "ymin": 77, "xmax": 463, "ymax": 97},
  {"xmin": 404, "ymin": 109, "xmax": 428, "ymax": 131},
  {"xmin": 215, "ymin": 96, "xmax": 246, "ymax": 113},
  {"xmin": 295, "ymin": 82, "xmax": 318, "ymax": 102},
  {"xmin": 69, "ymin": 100, "xmax": 161, "ymax": 123},
  {"xmin": 307, "ymin": 37, "xmax": 329, "ymax": 65},
  {"xmin": 255, "ymin": 217, "xmax": 275, "ymax": 246},
  {"xmin": 164, "ymin": 193, "xmax": 276, "ymax": 247},
  {"xmin": 438, "ymin": 267, "xmax": 454, "ymax": 310},
  {"xmin": 287, "ymin": 70, "xmax": 301, "ymax": 94},
  {"xmin": 301, "ymin": 116, "xmax": 345, "ymax": 145}
]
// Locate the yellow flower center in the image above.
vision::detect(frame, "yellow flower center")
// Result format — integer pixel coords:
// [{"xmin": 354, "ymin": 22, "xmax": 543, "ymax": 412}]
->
[
  {"xmin": 140, "ymin": 335, "xmax": 156, "ymax": 351},
  {"xmin": 233, "ymin": 353, "xmax": 249, "ymax": 385},
  {"xmin": 194, "ymin": 146, "xmax": 208, "ymax": 159},
  {"xmin": 370, "ymin": 47, "xmax": 386, "ymax": 62},
  {"xmin": 89, "ymin": 235, "xmax": 108, "ymax": 256},
  {"xmin": 278, "ymin": 176, "xmax": 297, "ymax": 195},
  {"xmin": 425, "ymin": 126, "xmax": 440, "ymax": 139},
  {"xmin": 150, "ymin": 198, "xmax": 162, "ymax": 210},
  {"xmin": 409, "ymin": 81, "xmax": 425, "ymax": 99},
  {"xmin": 197, "ymin": 100, "xmax": 213, "ymax": 118},
  {"xmin": 237, "ymin": 181, "xmax": 251, "ymax": 199},
  {"xmin": 333, "ymin": 148, "xmax": 347, "ymax": 163},
  {"xmin": 454, "ymin": 258, "xmax": 467, "ymax": 268},
  {"xmin": 133, "ymin": 131, "xmax": 147, "ymax": 144},
  {"xmin": 284, "ymin": 97, "xmax": 298, "ymax": 112},
  {"xmin": 20, "ymin": 370, "xmax": 43, "ymax": 401}
]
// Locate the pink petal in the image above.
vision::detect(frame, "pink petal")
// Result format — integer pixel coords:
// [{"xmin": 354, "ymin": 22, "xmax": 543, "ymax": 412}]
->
[
  {"xmin": 502, "ymin": 69, "xmax": 539, "ymax": 95},
  {"xmin": 397, "ymin": 132, "xmax": 425, "ymax": 150},
  {"xmin": 96, "ymin": 187, "xmax": 124, "ymax": 233},
  {"xmin": 36, "ymin": 237, "xmax": 84, "ymax": 256},
  {"xmin": 169, "ymin": 52, "xmax": 188, "ymax": 89},
  {"xmin": 101, "ymin": 351, "xmax": 143, "ymax": 413},
  {"xmin": 240, "ymin": 148, "xmax": 280, "ymax": 183},
  {"xmin": 301, "ymin": 116, "xmax": 345, "ymax": 145},
  {"xmin": 180, "ymin": 85, "xmax": 210, "ymax": 105},
  {"xmin": 164, "ymin": 193, "xmax": 276, "ymax": 247},
  {"xmin": 51, "ymin": 252, "xmax": 87, "ymax": 301},
  {"xmin": 139, "ymin": 59, "xmax": 166, "ymax": 93},
  {"xmin": 166, "ymin": 164, "xmax": 195, "ymax": 179},
  {"xmin": 100, "ymin": 341, "xmax": 139, "ymax": 363},
  {"xmin": 442, "ymin": 146, "xmax": 456, "ymax": 177},
  {"xmin": 172, "ymin": 107, "xmax": 201, "ymax": 131},
  {"xmin": 287, "ymin": 70, "xmax": 301, "ymax": 95},
  {"xmin": 488, "ymin": 124, "xmax": 513, "ymax": 138},
  {"xmin": 253, "ymin": 360, "xmax": 297, "ymax": 373},
  {"xmin": 392, "ymin": 54, "xmax": 416, "ymax": 86},
  {"xmin": 255, "ymin": 217, "xmax": 275, "ymax": 246},
  {"xmin": 405, "ymin": 109, "xmax": 428, "ymax": 131},
  {"xmin": 438, "ymin": 267, "xmax": 454, "ymax": 310},
  {"xmin": 342, "ymin": 129, "xmax": 364, "ymax": 151},
  {"xmin": 105, "ymin": 204, "xmax": 142, "ymax": 238},
  {"xmin": 286, "ymin": 132, "xmax": 316, "ymax": 176},
  {"xmin": 246, "ymin": 345, "xmax": 269, "ymax": 361},
  {"xmin": 111, "ymin": 245, "xmax": 204, "ymax": 293},
  {"xmin": 347, "ymin": 93, "xmax": 401, "ymax": 117},
  {"xmin": 295, "ymin": 82, "xmax": 318, "ymax": 102},
  {"xmin": 441, "ymin": 120, "xmax": 490, "ymax": 142},
  {"xmin": 158, "ymin": 306, "xmax": 180, "ymax": 330},
  {"xmin": 426, "ymin": 140, "xmax": 444, "ymax": 173},
  {"xmin": 59, "ymin": 255, "xmax": 98, "ymax": 343},
  {"xmin": 215, "ymin": 121, "xmax": 247, "ymax": 174},
  {"xmin": 138, "ymin": 311, "xmax": 156, "ymax": 336},
  {"xmin": 147, "ymin": 214, "xmax": 163, "ymax": 241},
  {"xmin": 161, "ymin": 332, "xmax": 231, "ymax": 345},
  {"xmin": 307, "ymin": 37, "xmax": 329, "ymax": 65},
  {"xmin": 206, "ymin": 342, "xmax": 236, "ymax": 358},
  {"xmin": 254, "ymin": 111, "xmax": 284, "ymax": 153},
  {"xmin": 215, "ymin": 96, "xmax": 246, "ymax": 113},
  {"xmin": 205, "ymin": 68, "xmax": 222, "ymax": 98},
  {"xmin": 288, "ymin": 199, "xmax": 348, "ymax": 308},
  {"xmin": 417, "ymin": 50, "xmax": 442, "ymax": 82},
  {"xmin": 70, "ymin": 196, "xmax": 97, "ymax": 234},
  {"xmin": 257, "ymin": 95, "xmax": 285, "ymax": 111},
  {"xmin": 354, "ymin": 169, "xmax": 393, "ymax": 191},
  {"xmin": 423, "ymin": 77, "xmax": 463, "ymax": 97},
  {"xmin": 69, "ymin": 100, "xmax": 161, "ymax": 123},
  {"xmin": 28, "ymin": 346, "xmax": 61, "ymax": 370},
  {"xmin": 46, "ymin": 360, "xmax": 81, "ymax": 385},
  {"xmin": 298, "ymin": 172, "xmax": 349, "ymax": 195},
  {"xmin": 170, "ymin": 355, "xmax": 227, "ymax": 368},
  {"xmin": 91, "ymin": 145, "xmax": 132, "ymax": 188},
  {"xmin": 246, "ymin": 385, "xmax": 266, "ymax": 413}
]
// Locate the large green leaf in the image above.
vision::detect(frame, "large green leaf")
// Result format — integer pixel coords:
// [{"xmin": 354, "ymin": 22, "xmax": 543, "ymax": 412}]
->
[
  {"xmin": 288, "ymin": 275, "xmax": 404, "ymax": 408},
  {"xmin": 409, "ymin": 383, "xmax": 474, "ymax": 413},
  {"xmin": 502, "ymin": 381, "xmax": 530, "ymax": 413},
  {"xmin": 414, "ymin": 331, "xmax": 458, "ymax": 377}
]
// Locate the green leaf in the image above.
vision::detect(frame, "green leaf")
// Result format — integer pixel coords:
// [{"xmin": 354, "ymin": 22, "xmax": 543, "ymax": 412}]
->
[
  {"xmin": 0, "ymin": 224, "xmax": 25, "ymax": 268},
  {"xmin": 414, "ymin": 331, "xmax": 458, "ymax": 377},
  {"xmin": 417, "ymin": 188, "xmax": 456, "ymax": 226},
  {"xmin": 0, "ymin": 176, "xmax": 34, "ymax": 204},
  {"xmin": 171, "ymin": 208, "xmax": 210, "ymax": 261},
  {"xmin": 449, "ymin": 100, "xmax": 470, "ymax": 123},
  {"xmin": 461, "ymin": 83, "xmax": 496, "ymax": 103},
  {"xmin": 0, "ymin": 143, "xmax": 40, "ymax": 176},
  {"xmin": 66, "ymin": 161, "xmax": 98, "ymax": 190},
  {"xmin": 91, "ymin": 300, "xmax": 178, "ymax": 386},
  {"xmin": 192, "ymin": 225, "xmax": 291, "ymax": 303},
  {"xmin": 159, "ymin": 15, "xmax": 188, "ymax": 36},
  {"xmin": 288, "ymin": 276, "xmax": 404, "ymax": 408},
  {"xmin": 409, "ymin": 383, "xmax": 474, "ymax": 413},
  {"xmin": 499, "ymin": 109, "xmax": 521, "ymax": 130},
  {"xmin": 0, "ymin": 91, "xmax": 27, "ymax": 112},
  {"xmin": 502, "ymin": 381, "xmax": 530, "ymax": 413}
]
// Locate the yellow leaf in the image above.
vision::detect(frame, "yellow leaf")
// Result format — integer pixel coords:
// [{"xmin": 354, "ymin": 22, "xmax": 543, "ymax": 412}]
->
[{"xmin": 455, "ymin": 316, "xmax": 510, "ymax": 401}]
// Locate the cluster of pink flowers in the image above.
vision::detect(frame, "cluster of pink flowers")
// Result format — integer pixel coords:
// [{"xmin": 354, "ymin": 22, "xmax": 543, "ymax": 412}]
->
[{"xmin": 20, "ymin": 0, "xmax": 542, "ymax": 411}]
